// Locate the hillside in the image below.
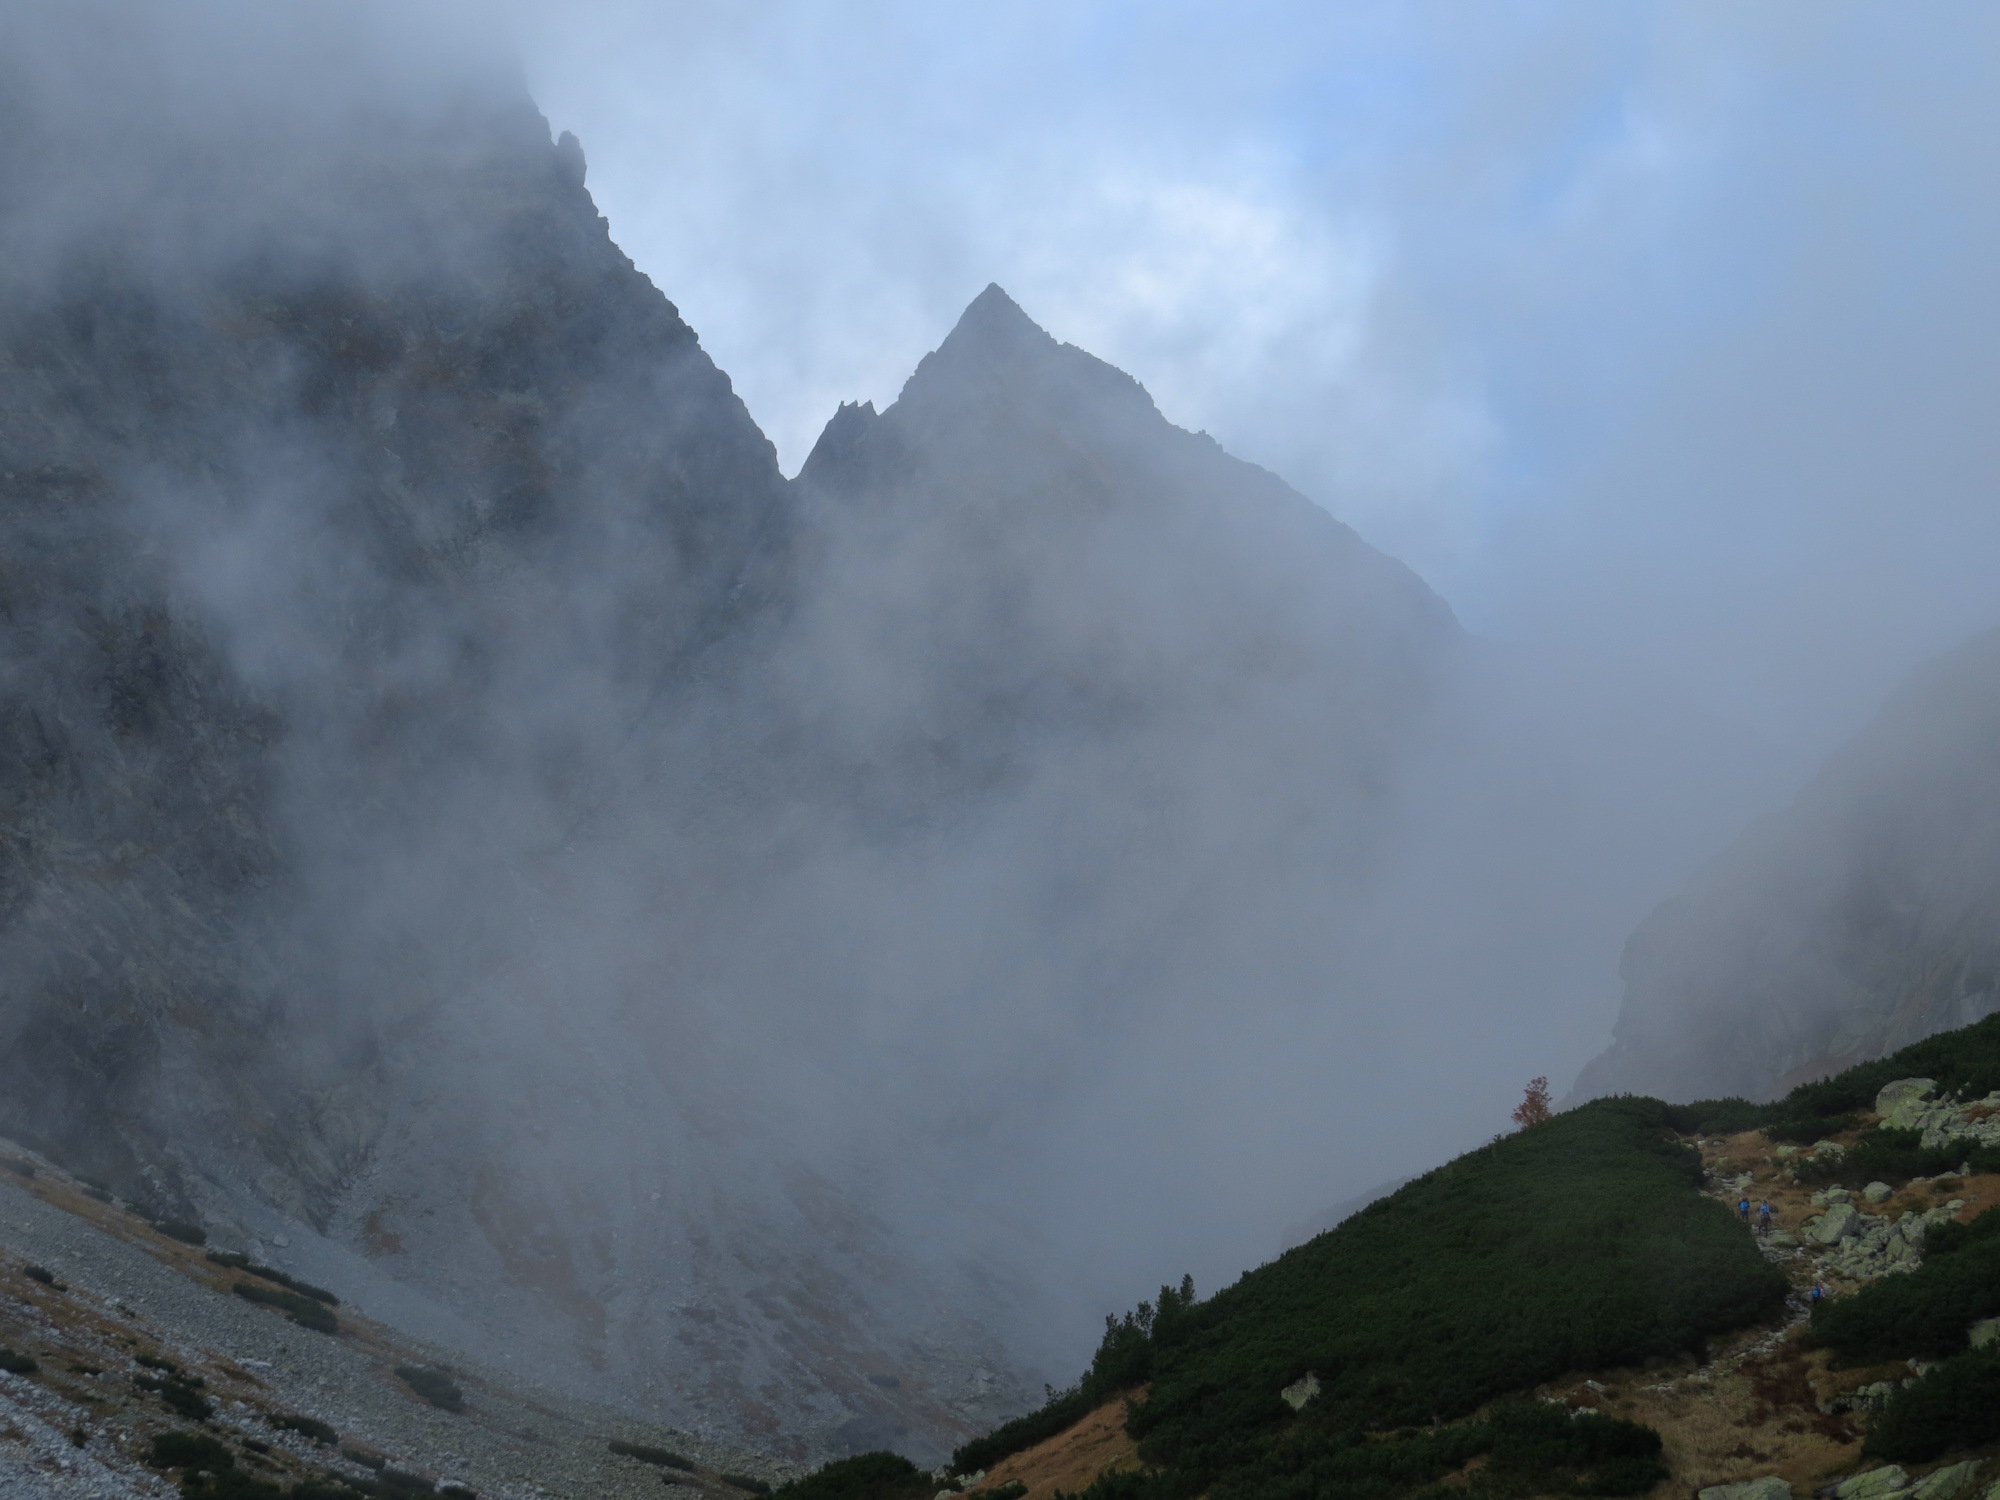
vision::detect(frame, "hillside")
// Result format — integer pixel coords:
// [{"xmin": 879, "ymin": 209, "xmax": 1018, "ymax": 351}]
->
[{"xmin": 763, "ymin": 1012, "xmax": 2000, "ymax": 1500}]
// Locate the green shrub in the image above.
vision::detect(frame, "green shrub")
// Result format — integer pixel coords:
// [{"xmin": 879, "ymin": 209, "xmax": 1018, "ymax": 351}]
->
[
  {"xmin": 1864, "ymin": 1345, "xmax": 2000, "ymax": 1460},
  {"xmin": 23, "ymin": 1263, "xmax": 61, "ymax": 1288},
  {"xmin": 1052, "ymin": 1401, "xmax": 1666, "ymax": 1500},
  {"xmin": 1135, "ymin": 1099, "xmax": 1776, "ymax": 1482},
  {"xmin": 394, "ymin": 1364, "xmax": 465, "ymax": 1412},
  {"xmin": 270, "ymin": 1413, "xmax": 339, "ymax": 1446},
  {"xmin": 374, "ymin": 1468, "xmax": 438, "ymax": 1498},
  {"xmin": 1789, "ymin": 1127, "xmax": 1990, "ymax": 1187},
  {"xmin": 0, "ymin": 1346, "xmax": 37, "ymax": 1375},
  {"xmin": 1765, "ymin": 1113, "xmax": 1861, "ymax": 1144},
  {"xmin": 609, "ymin": 1441, "xmax": 695, "ymax": 1470},
  {"xmin": 3, "ymin": 1158, "xmax": 36, "ymax": 1178},
  {"xmin": 1921, "ymin": 1205, "xmax": 2000, "ymax": 1259},
  {"xmin": 721, "ymin": 1475, "xmax": 774, "ymax": 1494},
  {"xmin": 234, "ymin": 1283, "xmax": 338, "ymax": 1335},
  {"xmin": 1812, "ymin": 1210, "xmax": 2000, "ymax": 1364},
  {"xmin": 953, "ymin": 1278, "xmax": 1197, "ymax": 1473},
  {"xmin": 149, "ymin": 1431, "xmax": 235, "ymax": 1470},
  {"xmin": 208, "ymin": 1252, "xmax": 339, "ymax": 1306},
  {"xmin": 768, "ymin": 1451, "xmax": 929, "ymax": 1500},
  {"xmin": 965, "ymin": 1097, "xmax": 1773, "ymax": 1500},
  {"xmin": 1663, "ymin": 1011, "xmax": 2000, "ymax": 1151},
  {"xmin": 136, "ymin": 1371, "xmax": 215, "ymax": 1420},
  {"xmin": 341, "ymin": 1448, "xmax": 387, "ymax": 1471},
  {"xmin": 1662, "ymin": 1098, "xmax": 1769, "ymax": 1136},
  {"xmin": 137, "ymin": 1353, "xmax": 181, "ymax": 1371},
  {"xmin": 154, "ymin": 1218, "xmax": 208, "ymax": 1245},
  {"xmin": 980, "ymin": 1484, "xmax": 1027, "ymax": 1500}
]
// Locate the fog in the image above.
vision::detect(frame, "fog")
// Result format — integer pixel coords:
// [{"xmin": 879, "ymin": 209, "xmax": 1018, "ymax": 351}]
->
[
  {"xmin": 508, "ymin": 0, "xmax": 2000, "ymax": 1234},
  {"xmin": 6, "ymin": 0, "xmax": 2000, "ymax": 1455}
]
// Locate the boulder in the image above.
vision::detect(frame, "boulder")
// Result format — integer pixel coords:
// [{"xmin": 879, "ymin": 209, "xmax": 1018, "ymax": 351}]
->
[
  {"xmin": 1913, "ymin": 1463, "xmax": 1981, "ymax": 1500},
  {"xmin": 1825, "ymin": 1188, "xmax": 1854, "ymax": 1205},
  {"xmin": 1700, "ymin": 1480, "xmax": 1792, "ymax": 1500},
  {"xmin": 1864, "ymin": 1182, "xmax": 1894, "ymax": 1204},
  {"xmin": 1280, "ymin": 1372, "xmax": 1320, "ymax": 1412},
  {"xmin": 1834, "ymin": 1466, "xmax": 1909, "ymax": 1500},
  {"xmin": 1971, "ymin": 1316, "xmax": 2000, "ymax": 1350},
  {"xmin": 1809, "ymin": 1204, "xmax": 1861, "ymax": 1244},
  {"xmin": 1876, "ymin": 1079, "xmax": 1939, "ymax": 1128},
  {"xmin": 1767, "ymin": 1231, "xmax": 1801, "ymax": 1249}
]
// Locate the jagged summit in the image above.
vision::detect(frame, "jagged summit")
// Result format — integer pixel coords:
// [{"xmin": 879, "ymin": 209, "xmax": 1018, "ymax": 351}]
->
[{"xmin": 935, "ymin": 282, "xmax": 1056, "ymax": 360}]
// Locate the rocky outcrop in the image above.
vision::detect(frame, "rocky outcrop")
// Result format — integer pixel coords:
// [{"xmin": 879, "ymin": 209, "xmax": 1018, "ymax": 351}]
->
[
  {"xmin": 1576, "ymin": 630, "xmax": 2000, "ymax": 1104},
  {"xmin": 1797, "ymin": 1196, "xmax": 1957, "ymax": 1280}
]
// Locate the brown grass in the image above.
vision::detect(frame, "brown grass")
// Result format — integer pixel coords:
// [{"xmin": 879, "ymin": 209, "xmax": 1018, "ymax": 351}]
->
[{"xmin": 964, "ymin": 1391, "xmax": 1145, "ymax": 1500}]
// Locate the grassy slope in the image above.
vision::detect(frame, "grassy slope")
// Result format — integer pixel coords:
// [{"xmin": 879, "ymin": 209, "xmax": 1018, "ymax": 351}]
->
[{"xmin": 1117, "ymin": 1096, "xmax": 1784, "ymax": 1497}]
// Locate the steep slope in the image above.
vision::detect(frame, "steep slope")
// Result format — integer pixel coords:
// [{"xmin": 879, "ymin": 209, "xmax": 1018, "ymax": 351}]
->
[{"xmin": 1576, "ymin": 629, "xmax": 2000, "ymax": 1104}]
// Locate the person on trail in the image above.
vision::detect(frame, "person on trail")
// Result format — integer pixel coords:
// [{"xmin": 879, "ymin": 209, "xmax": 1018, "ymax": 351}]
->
[
  {"xmin": 1810, "ymin": 1282, "xmax": 1826, "ymax": 1305},
  {"xmin": 1759, "ymin": 1200, "xmax": 1773, "ymax": 1234},
  {"xmin": 1739, "ymin": 1197, "xmax": 1751, "ymax": 1223}
]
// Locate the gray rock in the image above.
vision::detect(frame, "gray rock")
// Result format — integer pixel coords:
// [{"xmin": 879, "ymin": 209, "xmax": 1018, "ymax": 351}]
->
[
  {"xmin": 1834, "ymin": 1466, "xmax": 1910, "ymax": 1500},
  {"xmin": 1913, "ymin": 1462, "xmax": 1981, "ymax": 1500},
  {"xmin": 1825, "ymin": 1187, "xmax": 1854, "ymax": 1205},
  {"xmin": 1864, "ymin": 1181, "xmax": 1894, "ymax": 1204},
  {"xmin": 1809, "ymin": 1204, "xmax": 1861, "ymax": 1244},
  {"xmin": 1970, "ymin": 1317, "xmax": 2000, "ymax": 1349},
  {"xmin": 1877, "ymin": 1079, "xmax": 1939, "ymax": 1128},
  {"xmin": 1767, "ymin": 1231, "xmax": 1800, "ymax": 1248},
  {"xmin": 1700, "ymin": 1480, "xmax": 1792, "ymax": 1500},
  {"xmin": 1280, "ymin": 1372, "xmax": 1320, "ymax": 1412}
]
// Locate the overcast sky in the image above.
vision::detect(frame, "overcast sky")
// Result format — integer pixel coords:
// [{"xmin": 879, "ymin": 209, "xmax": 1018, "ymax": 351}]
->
[{"xmin": 508, "ymin": 3, "xmax": 2000, "ymax": 807}]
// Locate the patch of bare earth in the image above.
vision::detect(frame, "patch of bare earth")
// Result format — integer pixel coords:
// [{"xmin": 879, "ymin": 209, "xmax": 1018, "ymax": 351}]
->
[{"xmin": 964, "ymin": 1391, "xmax": 1144, "ymax": 1500}]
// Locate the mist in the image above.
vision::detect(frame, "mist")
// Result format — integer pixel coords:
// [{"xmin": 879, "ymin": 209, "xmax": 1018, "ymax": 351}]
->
[
  {"xmin": 513, "ymin": 0, "xmax": 2000, "ymax": 1135},
  {"xmin": 4, "ymin": 0, "xmax": 2000, "ymax": 1464}
]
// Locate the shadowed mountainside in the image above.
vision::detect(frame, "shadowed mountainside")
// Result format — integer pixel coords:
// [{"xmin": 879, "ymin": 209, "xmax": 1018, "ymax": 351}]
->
[{"xmin": 0, "ymin": 8, "xmax": 1468, "ymax": 1462}]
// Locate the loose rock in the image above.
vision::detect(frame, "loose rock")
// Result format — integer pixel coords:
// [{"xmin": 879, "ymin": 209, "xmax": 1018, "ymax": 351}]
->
[{"xmin": 1701, "ymin": 1479, "xmax": 1792, "ymax": 1500}]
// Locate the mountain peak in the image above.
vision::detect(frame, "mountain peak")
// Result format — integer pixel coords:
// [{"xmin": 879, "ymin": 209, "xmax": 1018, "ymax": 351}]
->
[{"xmin": 936, "ymin": 282, "xmax": 1058, "ymax": 364}]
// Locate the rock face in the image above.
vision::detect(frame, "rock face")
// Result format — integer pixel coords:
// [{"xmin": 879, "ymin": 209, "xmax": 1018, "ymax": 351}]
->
[
  {"xmin": 0, "ymin": 8, "xmax": 1468, "ymax": 1461},
  {"xmin": 1576, "ymin": 630, "xmax": 2000, "ymax": 1103}
]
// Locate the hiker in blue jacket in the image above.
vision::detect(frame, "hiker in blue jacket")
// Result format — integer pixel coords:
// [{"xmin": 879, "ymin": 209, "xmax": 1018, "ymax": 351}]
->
[
  {"xmin": 1758, "ymin": 1200, "xmax": 1774, "ymax": 1235},
  {"xmin": 1738, "ymin": 1196, "xmax": 1751, "ymax": 1223}
]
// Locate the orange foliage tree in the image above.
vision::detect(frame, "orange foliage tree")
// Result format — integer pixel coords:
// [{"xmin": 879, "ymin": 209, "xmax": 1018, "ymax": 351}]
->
[{"xmin": 1512, "ymin": 1076, "xmax": 1553, "ymax": 1130}]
